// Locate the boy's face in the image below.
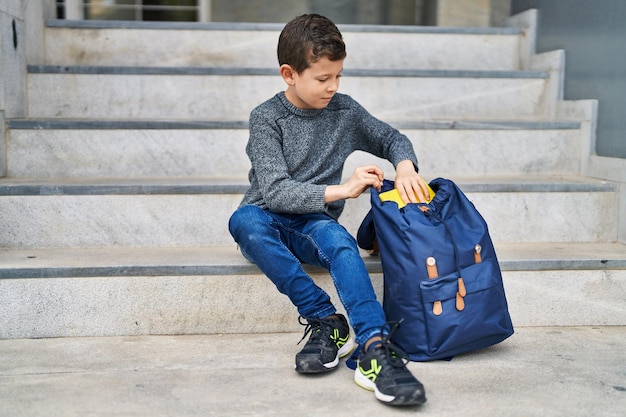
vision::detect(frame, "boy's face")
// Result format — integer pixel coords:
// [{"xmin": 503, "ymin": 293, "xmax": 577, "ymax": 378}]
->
[{"xmin": 282, "ymin": 56, "xmax": 344, "ymax": 110}]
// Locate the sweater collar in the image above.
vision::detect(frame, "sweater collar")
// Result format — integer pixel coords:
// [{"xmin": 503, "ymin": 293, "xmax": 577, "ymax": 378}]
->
[{"xmin": 277, "ymin": 92, "xmax": 325, "ymax": 118}]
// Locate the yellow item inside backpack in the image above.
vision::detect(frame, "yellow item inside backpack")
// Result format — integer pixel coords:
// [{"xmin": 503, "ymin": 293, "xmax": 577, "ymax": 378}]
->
[{"xmin": 379, "ymin": 184, "xmax": 435, "ymax": 209}]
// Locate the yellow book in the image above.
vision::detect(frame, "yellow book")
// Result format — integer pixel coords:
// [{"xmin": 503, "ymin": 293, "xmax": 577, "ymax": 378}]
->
[{"xmin": 379, "ymin": 184, "xmax": 435, "ymax": 209}]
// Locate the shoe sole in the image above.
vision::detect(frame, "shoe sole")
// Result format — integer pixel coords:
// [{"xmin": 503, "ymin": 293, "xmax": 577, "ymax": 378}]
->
[
  {"xmin": 354, "ymin": 367, "xmax": 376, "ymax": 391},
  {"xmin": 295, "ymin": 338, "xmax": 355, "ymax": 374},
  {"xmin": 354, "ymin": 369, "xmax": 427, "ymax": 406}
]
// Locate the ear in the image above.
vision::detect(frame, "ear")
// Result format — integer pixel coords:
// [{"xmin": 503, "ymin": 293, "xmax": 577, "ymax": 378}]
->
[{"xmin": 280, "ymin": 64, "xmax": 296, "ymax": 86}]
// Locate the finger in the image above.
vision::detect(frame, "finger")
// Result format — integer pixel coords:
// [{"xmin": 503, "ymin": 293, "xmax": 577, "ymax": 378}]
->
[
  {"xmin": 396, "ymin": 183, "xmax": 412, "ymax": 204},
  {"xmin": 373, "ymin": 165, "xmax": 384, "ymax": 179},
  {"xmin": 364, "ymin": 165, "xmax": 384, "ymax": 180},
  {"xmin": 355, "ymin": 170, "xmax": 379, "ymax": 187},
  {"xmin": 358, "ymin": 166, "xmax": 383, "ymax": 189},
  {"xmin": 415, "ymin": 178, "xmax": 431, "ymax": 202},
  {"xmin": 367, "ymin": 172, "xmax": 383, "ymax": 191},
  {"xmin": 408, "ymin": 183, "xmax": 421, "ymax": 204}
]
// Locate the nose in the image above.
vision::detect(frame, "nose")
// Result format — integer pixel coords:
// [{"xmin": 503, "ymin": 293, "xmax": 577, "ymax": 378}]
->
[{"xmin": 327, "ymin": 78, "xmax": 339, "ymax": 93}]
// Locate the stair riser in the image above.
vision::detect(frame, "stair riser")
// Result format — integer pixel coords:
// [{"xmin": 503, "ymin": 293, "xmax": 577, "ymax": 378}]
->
[
  {"xmin": 2, "ymin": 269, "xmax": 624, "ymax": 338},
  {"xmin": 44, "ymin": 28, "xmax": 521, "ymax": 71},
  {"xmin": 0, "ymin": 191, "xmax": 616, "ymax": 249},
  {"xmin": 27, "ymin": 74, "xmax": 549, "ymax": 121},
  {"xmin": 8, "ymin": 129, "xmax": 252, "ymax": 178},
  {"xmin": 342, "ymin": 191, "xmax": 618, "ymax": 244},
  {"xmin": 0, "ymin": 194, "xmax": 241, "ymax": 249},
  {"xmin": 7, "ymin": 128, "xmax": 582, "ymax": 178}
]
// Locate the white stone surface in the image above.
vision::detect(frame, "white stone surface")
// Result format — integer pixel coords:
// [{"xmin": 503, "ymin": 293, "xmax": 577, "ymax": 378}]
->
[
  {"xmin": 0, "ymin": 0, "xmax": 23, "ymax": 17},
  {"xmin": 341, "ymin": 187, "xmax": 618, "ymax": 244},
  {"xmin": 468, "ymin": 190, "xmax": 618, "ymax": 243},
  {"xmin": 504, "ymin": 270, "xmax": 626, "ymax": 326},
  {"xmin": 0, "ymin": 6, "xmax": 27, "ymax": 118},
  {"xmin": 343, "ymin": 76, "xmax": 549, "ymax": 121},
  {"xmin": 8, "ymin": 128, "xmax": 252, "ymax": 178},
  {"xmin": 43, "ymin": 28, "xmax": 521, "ymax": 70},
  {"xmin": 506, "ymin": 8, "xmax": 537, "ymax": 70},
  {"xmin": 8, "ymin": 127, "xmax": 581, "ymax": 178},
  {"xmin": 0, "ymin": 194, "xmax": 242, "ymax": 249},
  {"xmin": 27, "ymin": 73, "xmax": 284, "ymax": 120},
  {"xmin": 0, "ymin": 273, "xmax": 308, "ymax": 338},
  {"xmin": 27, "ymin": 73, "xmax": 549, "ymax": 121},
  {"xmin": 0, "ymin": 181, "xmax": 617, "ymax": 249},
  {"xmin": 45, "ymin": 29, "xmax": 282, "ymax": 68},
  {"xmin": 344, "ymin": 128, "xmax": 583, "ymax": 179},
  {"xmin": 3, "ymin": 9, "xmax": 623, "ymax": 344},
  {"xmin": 0, "ymin": 112, "xmax": 5, "ymax": 176},
  {"xmin": 1, "ymin": 265, "xmax": 624, "ymax": 338},
  {"xmin": 0, "ymin": 328, "xmax": 625, "ymax": 417}
]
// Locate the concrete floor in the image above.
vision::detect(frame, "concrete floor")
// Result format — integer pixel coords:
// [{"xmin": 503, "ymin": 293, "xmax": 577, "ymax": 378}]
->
[{"xmin": 1, "ymin": 326, "xmax": 625, "ymax": 417}]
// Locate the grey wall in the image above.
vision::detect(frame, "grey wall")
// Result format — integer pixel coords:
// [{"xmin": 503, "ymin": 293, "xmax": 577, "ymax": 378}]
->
[
  {"xmin": 0, "ymin": 0, "xmax": 26, "ymax": 119},
  {"xmin": 511, "ymin": 0, "xmax": 626, "ymax": 159},
  {"xmin": 1, "ymin": 0, "xmax": 26, "ymax": 177}
]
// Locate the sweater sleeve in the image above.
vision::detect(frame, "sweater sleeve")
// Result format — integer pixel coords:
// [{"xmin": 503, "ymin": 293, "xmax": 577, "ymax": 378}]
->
[
  {"xmin": 246, "ymin": 108, "xmax": 327, "ymax": 214},
  {"xmin": 352, "ymin": 100, "xmax": 419, "ymax": 171}
]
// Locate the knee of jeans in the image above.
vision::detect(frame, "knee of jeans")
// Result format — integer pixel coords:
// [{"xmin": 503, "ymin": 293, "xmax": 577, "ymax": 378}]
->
[
  {"xmin": 229, "ymin": 205, "xmax": 271, "ymax": 244},
  {"xmin": 319, "ymin": 225, "xmax": 360, "ymax": 261},
  {"xmin": 325, "ymin": 224, "xmax": 358, "ymax": 250}
]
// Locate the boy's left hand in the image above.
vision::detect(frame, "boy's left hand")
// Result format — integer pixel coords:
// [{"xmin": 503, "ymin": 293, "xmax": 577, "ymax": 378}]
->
[{"xmin": 394, "ymin": 160, "xmax": 430, "ymax": 204}]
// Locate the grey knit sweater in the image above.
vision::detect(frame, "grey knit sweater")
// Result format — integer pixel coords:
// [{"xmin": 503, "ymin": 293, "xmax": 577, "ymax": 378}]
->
[{"xmin": 240, "ymin": 91, "xmax": 419, "ymax": 220}]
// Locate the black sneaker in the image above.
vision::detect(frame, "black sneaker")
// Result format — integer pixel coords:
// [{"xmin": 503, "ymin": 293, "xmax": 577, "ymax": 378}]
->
[
  {"xmin": 295, "ymin": 314, "xmax": 354, "ymax": 374},
  {"xmin": 354, "ymin": 323, "xmax": 426, "ymax": 406}
]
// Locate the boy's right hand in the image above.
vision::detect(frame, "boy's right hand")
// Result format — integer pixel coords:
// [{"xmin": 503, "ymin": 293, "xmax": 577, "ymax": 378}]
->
[
  {"xmin": 324, "ymin": 165, "xmax": 384, "ymax": 203},
  {"xmin": 348, "ymin": 165, "xmax": 384, "ymax": 196}
]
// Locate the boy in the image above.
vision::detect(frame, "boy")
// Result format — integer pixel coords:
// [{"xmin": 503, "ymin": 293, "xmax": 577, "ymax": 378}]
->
[{"xmin": 228, "ymin": 14, "xmax": 428, "ymax": 406}]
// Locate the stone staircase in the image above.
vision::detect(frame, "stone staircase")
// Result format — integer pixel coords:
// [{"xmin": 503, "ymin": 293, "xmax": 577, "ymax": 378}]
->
[{"xmin": 1, "ymin": 10, "xmax": 625, "ymax": 339}]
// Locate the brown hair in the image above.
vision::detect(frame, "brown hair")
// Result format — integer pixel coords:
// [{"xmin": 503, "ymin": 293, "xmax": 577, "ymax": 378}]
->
[{"xmin": 277, "ymin": 14, "xmax": 346, "ymax": 74}]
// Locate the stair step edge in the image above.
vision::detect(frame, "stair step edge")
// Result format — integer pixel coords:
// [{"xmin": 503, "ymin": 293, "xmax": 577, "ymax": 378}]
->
[
  {"xmin": 0, "ymin": 176, "xmax": 616, "ymax": 196},
  {"xmin": 45, "ymin": 19, "xmax": 523, "ymax": 35},
  {"xmin": 7, "ymin": 119, "xmax": 582, "ymax": 130},
  {"xmin": 1, "ymin": 243, "xmax": 625, "ymax": 279},
  {"xmin": 27, "ymin": 65, "xmax": 549, "ymax": 79}
]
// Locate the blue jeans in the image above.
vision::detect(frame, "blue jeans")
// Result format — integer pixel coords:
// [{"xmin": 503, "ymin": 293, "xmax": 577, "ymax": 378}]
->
[{"xmin": 228, "ymin": 204, "xmax": 386, "ymax": 345}]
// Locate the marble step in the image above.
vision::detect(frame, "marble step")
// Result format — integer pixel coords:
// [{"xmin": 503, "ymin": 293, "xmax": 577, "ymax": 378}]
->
[
  {"xmin": 6, "ymin": 119, "xmax": 583, "ymax": 179},
  {"xmin": 43, "ymin": 20, "xmax": 524, "ymax": 71},
  {"xmin": 0, "ymin": 176, "xmax": 617, "ymax": 249},
  {"xmin": 26, "ymin": 66, "xmax": 552, "ymax": 121},
  {"xmin": 1, "ymin": 242, "xmax": 625, "ymax": 338}
]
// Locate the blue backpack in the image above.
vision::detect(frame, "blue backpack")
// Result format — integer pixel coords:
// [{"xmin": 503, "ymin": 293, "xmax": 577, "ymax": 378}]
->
[{"xmin": 357, "ymin": 178, "xmax": 514, "ymax": 361}]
